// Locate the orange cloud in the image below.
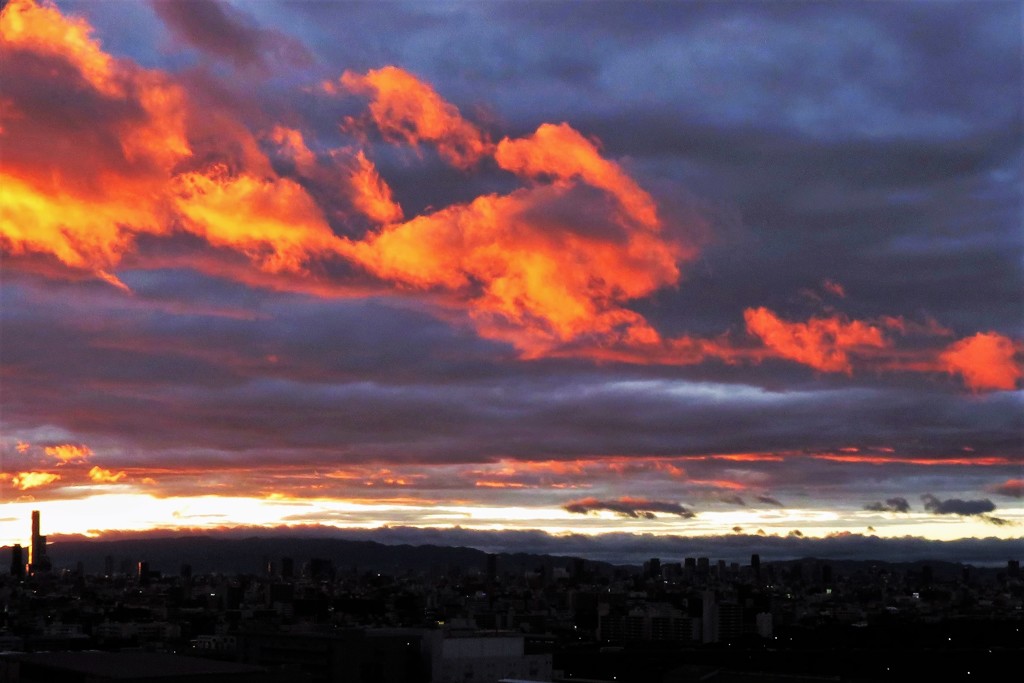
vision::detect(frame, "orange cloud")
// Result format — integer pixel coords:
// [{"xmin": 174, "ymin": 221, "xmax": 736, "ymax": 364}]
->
[
  {"xmin": 1, "ymin": 0, "xmax": 188, "ymax": 286},
  {"xmin": 0, "ymin": 174, "xmax": 155, "ymax": 284},
  {"xmin": 88, "ymin": 466, "xmax": 127, "ymax": 484},
  {"xmin": 268, "ymin": 125, "xmax": 317, "ymax": 175},
  {"xmin": 744, "ymin": 307, "xmax": 887, "ymax": 373},
  {"xmin": 341, "ymin": 183, "xmax": 684, "ymax": 354},
  {"xmin": 0, "ymin": 0, "xmax": 117, "ymax": 95},
  {"xmin": 16, "ymin": 441, "xmax": 30, "ymax": 453},
  {"xmin": 339, "ymin": 66, "xmax": 492, "ymax": 168},
  {"xmin": 172, "ymin": 165, "xmax": 346, "ymax": 273},
  {"xmin": 3, "ymin": 0, "xmax": 346, "ymax": 287},
  {"xmin": 475, "ymin": 481, "xmax": 527, "ymax": 489},
  {"xmin": 11, "ymin": 471, "xmax": 60, "ymax": 490},
  {"xmin": 44, "ymin": 443, "xmax": 93, "ymax": 464},
  {"xmin": 349, "ymin": 150, "xmax": 404, "ymax": 224},
  {"xmin": 938, "ymin": 332, "xmax": 1022, "ymax": 392},
  {"xmin": 495, "ymin": 122, "xmax": 659, "ymax": 229}
]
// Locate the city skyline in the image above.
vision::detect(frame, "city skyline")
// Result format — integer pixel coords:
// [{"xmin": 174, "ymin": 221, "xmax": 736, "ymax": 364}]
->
[{"xmin": 1, "ymin": 0, "xmax": 1022, "ymax": 558}]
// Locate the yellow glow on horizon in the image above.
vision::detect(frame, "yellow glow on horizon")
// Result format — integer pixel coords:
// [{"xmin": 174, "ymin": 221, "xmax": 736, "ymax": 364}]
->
[{"xmin": 0, "ymin": 493, "xmax": 1020, "ymax": 549}]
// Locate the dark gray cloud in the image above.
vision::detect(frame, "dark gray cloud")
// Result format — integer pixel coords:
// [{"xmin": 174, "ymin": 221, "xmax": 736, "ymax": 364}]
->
[
  {"xmin": 982, "ymin": 516, "xmax": 1014, "ymax": 527},
  {"xmin": 921, "ymin": 494, "xmax": 996, "ymax": 516},
  {"xmin": 865, "ymin": 497, "xmax": 911, "ymax": 513},
  {"xmin": 3, "ymin": 271, "xmax": 1021, "ymax": 482},
  {"xmin": 755, "ymin": 495, "xmax": 783, "ymax": 507},
  {"xmin": 151, "ymin": 0, "xmax": 311, "ymax": 71},
  {"xmin": 563, "ymin": 498, "xmax": 695, "ymax": 520}
]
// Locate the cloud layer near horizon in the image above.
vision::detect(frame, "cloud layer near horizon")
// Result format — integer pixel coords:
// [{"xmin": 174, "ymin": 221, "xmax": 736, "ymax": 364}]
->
[{"xmin": 1, "ymin": 0, "xmax": 1021, "ymax": 546}]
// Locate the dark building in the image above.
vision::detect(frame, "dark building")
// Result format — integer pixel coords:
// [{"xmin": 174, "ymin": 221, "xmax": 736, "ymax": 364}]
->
[
  {"xmin": 750, "ymin": 553, "xmax": 760, "ymax": 580},
  {"xmin": 645, "ymin": 557, "xmax": 661, "ymax": 580},
  {"xmin": 10, "ymin": 544, "xmax": 24, "ymax": 578},
  {"xmin": 0, "ymin": 651, "xmax": 268, "ymax": 683},
  {"xmin": 237, "ymin": 628, "xmax": 423, "ymax": 683},
  {"xmin": 305, "ymin": 557, "xmax": 334, "ymax": 581},
  {"xmin": 28, "ymin": 510, "xmax": 50, "ymax": 575}
]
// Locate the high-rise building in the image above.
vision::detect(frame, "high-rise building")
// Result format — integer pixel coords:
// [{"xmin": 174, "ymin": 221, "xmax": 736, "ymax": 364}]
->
[
  {"xmin": 644, "ymin": 557, "xmax": 661, "ymax": 580},
  {"xmin": 28, "ymin": 510, "xmax": 50, "ymax": 574},
  {"xmin": 701, "ymin": 590, "xmax": 717, "ymax": 643},
  {"xmin": 701, "ymin": 590, "xmax": 741, "ymax": 643},
  {"xmin": 10, "ymin": 544, "xmax": 25, "ymax": 578}
]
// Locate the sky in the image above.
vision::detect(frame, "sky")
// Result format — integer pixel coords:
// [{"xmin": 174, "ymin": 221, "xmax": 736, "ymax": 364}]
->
[{"xmin": 1, "ymin": 0, "xmax": 1022, "ymax": 565}]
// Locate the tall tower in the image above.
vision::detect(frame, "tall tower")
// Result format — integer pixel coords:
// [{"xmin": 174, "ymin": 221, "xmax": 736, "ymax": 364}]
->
[{"xmin": 28, "ymin": 510, "xmax": 50, "ymax": 574}]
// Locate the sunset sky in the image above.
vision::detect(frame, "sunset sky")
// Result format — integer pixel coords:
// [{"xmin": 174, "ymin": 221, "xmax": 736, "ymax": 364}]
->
[{"xmin": 1, "ymin": 0, "xmax": 1021, "ymax": 564}]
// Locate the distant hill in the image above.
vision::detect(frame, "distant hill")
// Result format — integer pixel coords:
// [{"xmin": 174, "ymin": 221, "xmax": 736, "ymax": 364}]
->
[
  {"xmin": 26, "ymin": 535, "xmax": 616, "ymax": 577},
  {"xmin": 2, "ymin": 534, "xmax": 1009, "ymax": 581}
]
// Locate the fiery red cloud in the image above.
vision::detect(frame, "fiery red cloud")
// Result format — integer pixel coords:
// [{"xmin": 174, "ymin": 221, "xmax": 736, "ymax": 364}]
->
[
  {"xmin": 0, "ymin": 0, "xmax": 1019, "ymax": 392},
  {"xmin": 938, "ymin": 332, "xmax": 1023, "ymax": 392},
  {"xmin": 743, "ymin": 307, "xmax": 887, "ymax": 373}
]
